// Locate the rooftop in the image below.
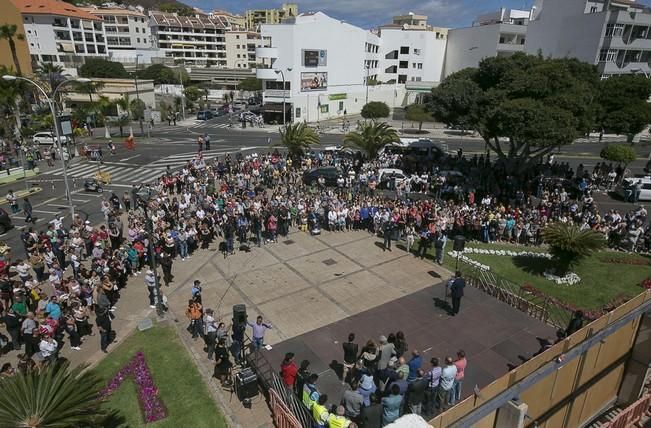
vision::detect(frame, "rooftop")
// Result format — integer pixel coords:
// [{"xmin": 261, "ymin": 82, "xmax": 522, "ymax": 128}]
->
[
  {"xmin": 11, "ymin": 0, "xmax": 102, "ymax": 21},
  {"xmin": 80, "ymin": 6, "xmax": 146, "ymax": 17},
  {"xmin": 149, "ymin": 11, "xmax": 228, "ymax": 29}
]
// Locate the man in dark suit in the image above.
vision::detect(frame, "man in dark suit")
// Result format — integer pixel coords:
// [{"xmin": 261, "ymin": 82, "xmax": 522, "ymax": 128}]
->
[{"xmin": 450, "ymin": 271, "xmax": 465, "ymax": 316}]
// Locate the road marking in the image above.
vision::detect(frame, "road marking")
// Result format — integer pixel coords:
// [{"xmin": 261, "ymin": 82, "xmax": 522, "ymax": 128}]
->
[
  {"xmin": 33, "ymin": 209, "xmax": 59, "ymax": 215},
  {"xmin": 71, "ymin": 198, "xmax": 90, "ymax": 203},
  {"xmin": 119, "ymin": 154, "xmax": 141, "ymax": 162}
]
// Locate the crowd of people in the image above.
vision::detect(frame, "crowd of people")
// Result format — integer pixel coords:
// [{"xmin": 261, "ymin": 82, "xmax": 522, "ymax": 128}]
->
[{"xmin": 0, "ymin": 140, "xmax": 646, "ymax": 425}]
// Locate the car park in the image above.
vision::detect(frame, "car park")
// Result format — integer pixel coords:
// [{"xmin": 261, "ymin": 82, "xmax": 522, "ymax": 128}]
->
[{"xmin": 32, "ymin": 132, "xmax": 70, "ymax": 146}]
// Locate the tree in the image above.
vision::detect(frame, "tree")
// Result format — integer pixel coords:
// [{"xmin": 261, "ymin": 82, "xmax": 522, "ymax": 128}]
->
[
  {"xmin": 35, "ymin": 63, "xmax": 65, "ymax": 105},
  {"xmin": 405, "ymin": 104, "xmax": 434, "ymax": 131},
  {"xmin": 137, "ymin": 64, "xmax": 178, "ymax": 84},
  {"xmin": 275, "ymin": 122, "xmax": 320, "ymax": 160},
  {"xmin": 184, "ymin": 86, "xmax": 206, "ymax": 104},
  {"xmin": 598, "ymin": 74, "xmax": 651, "ymax": 142},
  {"xmin": 238, "ymin": 77, "xmax": 262, "ymax": 92},
  {"xmin": 343, "ymin": 120, "xmax": 399, "ymax": 159},
  {"xmin": 542, "ymin": 223, "xmax": 606, "ymax": 276},
  {"xmin": 600, "ymin": 144, "xmax": 637, "ymax": 173},
  {"xmin": 429, "ymin": 53, "xmax": 600, "ymax": 176},
  {"xmin": 79, "ymin": 58, "xmax": 129, "ymax": 79},
  {"xmin": 0, "ymin": 24, "xmax": 25, "ymax": 75},
  {"xmin": 361, "ymin": 101, "xmax": 390, "ymax": 119},
  {"xmin": 0, "ymin": 361, "xmax": 109, "ymax": 426}
]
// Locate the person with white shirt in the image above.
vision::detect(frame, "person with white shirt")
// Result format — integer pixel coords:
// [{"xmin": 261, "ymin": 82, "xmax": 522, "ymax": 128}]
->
[
  {"xmin": 37, "ymin": 336, "xmax": 58, "ymax": 365},
  {"xmin": 439, "ymin": 356, "xmax": 458, "ymax": 410}
]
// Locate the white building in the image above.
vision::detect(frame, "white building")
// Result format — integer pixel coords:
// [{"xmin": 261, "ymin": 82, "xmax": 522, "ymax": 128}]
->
[
  {"xmin": 225, "ymin": 30, "xmax": 267, "ymax": 69},
  {"xmin": 12, "ymin": 0, "xmax": 108, "ymax": 71},
  {"xmin": 443, "ymin": 8, "xmax": 530, "ymax": 77},
  {"xmin": 377, "ymin": 18, "xmax": 447, "ymax": 103},
  {"xmin": 525, "ymin": 0, "xmax": 651, "ymax": 78},
  {"xmin": 81, "ymin": 7, "xmax": 151, "ymax": 51},
  {"xmin": 149, "ymin": 11, "xmax": 229, "ymax": 67},
  {"xmin": 256, "ymin": 12, "xmax": 405, "ymax": 123}
]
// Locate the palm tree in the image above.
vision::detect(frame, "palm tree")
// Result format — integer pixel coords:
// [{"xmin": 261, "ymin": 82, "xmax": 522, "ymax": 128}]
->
[
  {"xmin": 343, "ymin": 120, "xmax": 399, "ymax": 160},
  {"xmin": 542, "ymin": 223, "xmax": 606, "ymax": 276},
  {"xmin": 0, "ymin": 24, "xmax": 25, "ymax": 75},
  {"xmin": 35, "ymin": 63, "xmax": 65, "ymax": 94},
  {"xmin": 0, "ymin": 362, "xmax": 109, "ymax": 426},
  {"xmin": 275, "ymin": 122, "xmax": 320, "ymax": 160}
]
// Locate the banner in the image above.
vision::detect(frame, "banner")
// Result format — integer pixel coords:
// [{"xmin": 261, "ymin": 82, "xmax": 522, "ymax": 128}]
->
[{"xmin": 300, "ymin": 72, "xmax": 328, "ymax": 92}]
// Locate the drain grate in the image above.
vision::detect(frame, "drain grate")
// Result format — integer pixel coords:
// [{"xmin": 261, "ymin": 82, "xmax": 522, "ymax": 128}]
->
[
  {"xmin": 322, "ymin": 258, "xmax": 337, "ymax": 266},
  {"xmin": 283, "ymin": 239, "xmax": 295, "ymax": 245}
]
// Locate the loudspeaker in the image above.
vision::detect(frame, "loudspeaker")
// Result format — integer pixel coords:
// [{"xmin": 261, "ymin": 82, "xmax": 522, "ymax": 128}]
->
[
  {"xmin": 233, "ymin": 304, "xmax": 247, "ymax": 326},
  {"xmin": 453, "ymin": 235, "xmax": 466, "ymax": 252},
  {"xmin": 236, "ymin": 367, "xmax": 259, "ymax": 401}
]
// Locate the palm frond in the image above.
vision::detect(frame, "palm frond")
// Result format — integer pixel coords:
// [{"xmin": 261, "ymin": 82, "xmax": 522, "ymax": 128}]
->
[
  {"xmin": 542, "ymin": 223, "xmax": 606, "ymax": 274},
  {"xmin": 343, "ymin": 120, "xmax": 399, "ymax": 159},
  {"xmin": 275, "ymin": 122, "xmax": 320, "ymax": 158}
]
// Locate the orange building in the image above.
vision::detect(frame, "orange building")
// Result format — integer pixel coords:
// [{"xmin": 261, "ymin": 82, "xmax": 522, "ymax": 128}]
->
[{"xmin": 0, "ymin": 0, "xmax": 32, "ymax": 75}]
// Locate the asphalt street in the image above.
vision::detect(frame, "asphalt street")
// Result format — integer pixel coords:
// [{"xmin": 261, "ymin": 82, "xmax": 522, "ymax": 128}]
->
[{"xmin": 0, "ymin": 116, "xmax": 645, "ymax": 255}]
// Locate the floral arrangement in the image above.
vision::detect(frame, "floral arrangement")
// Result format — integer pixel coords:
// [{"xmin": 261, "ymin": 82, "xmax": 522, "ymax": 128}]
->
[
  {"xmin": 641, "ymin": 278, "xmax": 651, "ymax": 290},
  {"xmin": 543, "ymin": 271, "xmax": 582, "ymax": 286},
  {"xmin": 448, "ymin": 251, "xmax": 491, "ymax": 271},
  {"xmin": 99, "ymin": 352, "xmax": 167, "ymax": 423},
  {"xmin": 601, "ymin": 257, "xmax": 651, "ymax": 266},
  {"xmin": 462, "ymin": 247, "xmax": 552, "ymax": 259},
  {"xmin": 520, "ymin": 283, "xmax": 629, "ymax": 320}
]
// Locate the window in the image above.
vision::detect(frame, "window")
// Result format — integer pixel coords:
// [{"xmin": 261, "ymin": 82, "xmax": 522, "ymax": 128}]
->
[
  {"xmin": 599, "ymin": 49, "xmax": 618, "ymax": 62},
  {"xmin": 413, "ymin": 62, "xmax": 416, "ymax": 68},
  {"xmin": 400, "ymin": 46, "xmax": 409, "ymax": 54},
  {"xmin": 137, "ymin": 38, "xmax": 140, "ymax": 43},
  {"xmin": 415, "ymin": 77, "xmax": 422, "ymax": 82},
  {"xmin": 590, "ymin": 6, "xmax": 598, "ymax": 13},
  {"xmin": 135, "ymin": 27, "xmax": 139, "ymax": 33},
  {"xmin": 236, "ymin": 35, "xmax": 240, "ymax": 39},
  {"xmin": 237, "ymin": 54, "xmax": 240, "ymax": 58},
  {"xmin": 414, "ymin": 48, "xmax": 421, "ymax": 55},
  {"xmin": 418, "ymin": 63, "xmax": 423, "ymax": 69},
  {"xmin": 295, "ymin": 107, "xmax": 301, "ymax": 118},
  {"xmin": 236, "ymin": 44, "xmax": 240, "ymax": 49},
  {"xmin": 398, "ymin": 75, "xmax": 407, "ymax": 84},
  {"xmin": 399, "ymin": 61, "xmax": 408, "ymax": 69},
  {"xmin": 605, "ymin": 24, "xmax": 624, "ymax": 37},
  {"xmin": 338, "ymin": 101, "xmax": 344, "ymax": 111},
  {"xmin": 499, "ymin": 36, "xmax": 505, "ymax": 43},
  {"xmin": 320, "ymin": 104, "xmax": 329, "ymax": 113}
]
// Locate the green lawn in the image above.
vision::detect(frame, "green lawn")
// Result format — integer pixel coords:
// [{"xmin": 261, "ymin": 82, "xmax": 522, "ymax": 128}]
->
[
  {"xmin": 440, "ymin": 241, "xmax": 651, "ymax": 310},
  {"xmin": 92, "ymin": 324, "xmax": 227, "ymax": 428}
]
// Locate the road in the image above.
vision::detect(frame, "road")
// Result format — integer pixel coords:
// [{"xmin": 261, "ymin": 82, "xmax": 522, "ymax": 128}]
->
[{"xmin": 0, "ymin": 116, "xmax": 645, "ymax": 255}]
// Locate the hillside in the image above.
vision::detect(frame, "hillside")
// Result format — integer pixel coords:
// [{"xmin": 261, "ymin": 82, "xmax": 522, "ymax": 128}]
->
[{"xmin": 66, "ymin": 0, "xmax": 196, "ymax": 14}]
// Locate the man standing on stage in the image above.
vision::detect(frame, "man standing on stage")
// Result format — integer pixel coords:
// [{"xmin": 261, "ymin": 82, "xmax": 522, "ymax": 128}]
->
[{"xmin": 450, "ymin": 271, "xmax": 465, "ymax": 316}]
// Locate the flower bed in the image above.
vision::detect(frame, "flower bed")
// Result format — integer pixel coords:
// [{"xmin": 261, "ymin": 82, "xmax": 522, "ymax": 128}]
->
[
  {"xmin": 100, "ymin": 352, "xmax": 167, "ymax": 423},
  {"xmin": 601, "ymin": 257, "xmax": 651, "ymax": 266},
  {"xmin": 641, "ymin": 278, "xmax": 651, "ymax": 290},
  {"xmin": 448, "ymin": 251, "xmax": 491, "ymax": 271},
  {"xmin": 462, "ymin": 247, "xmax": 552, "ymax": 259},
  {"xmin": 543, "ymin": 271, "xmax": 582, "ymax": 286}
]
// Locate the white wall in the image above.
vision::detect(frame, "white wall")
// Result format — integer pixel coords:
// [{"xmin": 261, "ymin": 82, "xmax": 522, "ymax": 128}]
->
[
  {"xmin": 524, "ymin": 0, "xmax": 606, "ymax": 64},
  {"xmin": 444, "ymin": 24, "xmax": 500, "ymax": 77},
  {"xmin": 23, "ymin": 15, "xmax": 60, "ymax": 57},
  {"xmin": 378, "ymin": 28, "xmax": 446, "ymax": 84}
]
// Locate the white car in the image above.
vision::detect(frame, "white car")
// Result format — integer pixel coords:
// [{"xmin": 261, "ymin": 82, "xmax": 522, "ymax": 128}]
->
[
  {"xmin": 32, "ymin": 132, "xmax": 70, "ymax": 146},
  {"xmin": 378, "ymin": 168, "xmax": 411, "ymax": 185},
  {"xmin": 618, "ymin": 176, "xmax": 651, "ymax": 202}
]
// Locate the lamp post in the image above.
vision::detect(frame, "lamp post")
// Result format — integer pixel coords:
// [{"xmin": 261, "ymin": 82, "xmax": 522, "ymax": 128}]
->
[
  {"xmin": 178, "ymin": 67, "xmax": 186, "ymax": 120},
  {"xmin": 365, "ymin": 63, "xmax": 370, "ymax": 105},
  {"xmin": 3, "ymin": 75, "xmax": 90, "ymax": 220},
  {"xmin": 136, "ymin": 185, "xmax": 164, "ymax": 317},
  {"xmin": 274, "ymin": 67, "xmax": 292, "ymax": 125},
  {"xmin": 134, "ymin": 54, "xmax": 144, "ymax": 136}
]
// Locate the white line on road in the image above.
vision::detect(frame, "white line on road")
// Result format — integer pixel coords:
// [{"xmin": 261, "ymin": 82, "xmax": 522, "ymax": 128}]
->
[
  {"xmin": 119, "ymin": 154, "xmax": 141, "ymax": 162},
  {"xmin": 33, "ymin": 209, "xmax": 59, "ymax": 215}
]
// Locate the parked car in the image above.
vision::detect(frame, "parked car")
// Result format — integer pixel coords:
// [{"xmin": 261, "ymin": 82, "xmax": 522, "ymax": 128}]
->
[
  {"xmin": 32, "ymin": 132, "xmax": 70, "ymax": 146},
  {"xmin": 0, "ymin": 208, "xmax": 13, "ymax": 234},
  {"xmin": 302, "ymin": 166, "xmax": 343, "ymax": 186},
  {"xmin": 617, "ymin": 176, "xmax": 651, "ymax": 202},
  {"xmin": 196, "ymin": 110, "xmax": 214, "ymax": 121}
]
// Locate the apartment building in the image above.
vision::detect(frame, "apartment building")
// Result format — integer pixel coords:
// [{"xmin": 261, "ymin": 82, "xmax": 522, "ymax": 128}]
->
[
  {"xmin": 10, "ymin": 0, "xmax": 107, "ymax": 70},
  {"xmin": 1, "ymin": 0, "xmax": 32, "ymax": 74},
  {"xmin": 149, "ymin": 11, "xmax": 228, "ymax": 67},
  {"xmin": 525, "ymin": 0, "xmax": 651, "ymax": 78},
  {"xmin": 392, "ymin": 13, "xmax": 430, "ymax": 29},
  {"xmin": 81, "ymin": 7, "xmax": 151, "ymax": 51},
  {"xmin": 225, "ymin": 30, "xmax": 268, "ymax": 69},
  {"xmin": 245, "ymin": 3, "xmax": 298, "ymax": 30},
  {"xmin": 444, "ymin": 8, "xmax": 530, "ymax": 77},
  {"xmin": 256, "ymin": 12, "xmax": 404, "ymax": 123},
  {"xmin": 210, "ymin": 9, "xmax": 246, "ymax": 29}
]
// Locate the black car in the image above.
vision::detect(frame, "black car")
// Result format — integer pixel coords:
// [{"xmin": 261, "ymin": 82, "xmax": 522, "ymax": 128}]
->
[
  {"xmin": 0, "ymin": 208, "xmax": 13, "ymax": 234},
  {"xmin": 302, "ymin": 167, "xmax": 342, "ymax": 186},
  {"xmin": 196, "ymin": 110, "xmax": 214, "ymax": 120}
]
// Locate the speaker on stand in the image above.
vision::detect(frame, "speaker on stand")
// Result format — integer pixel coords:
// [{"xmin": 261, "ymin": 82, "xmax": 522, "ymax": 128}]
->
[
  {"xmin": 232, "ymin": 304, "xmax": 247, "ymax": 327},
  {"xmin": 453, "ymin": 235, "xmax": 465, "ymax": 273}
]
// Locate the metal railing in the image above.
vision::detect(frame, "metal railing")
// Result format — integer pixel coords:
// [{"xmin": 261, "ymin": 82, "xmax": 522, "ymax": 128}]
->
[
  {"xmin": 465, "ymin": 266, "xmax": 573, "ymax": 329},
  {"xmin": 269, "ymin": 388, "xmax": 302, "ymax": 428},
  {"xmin": 601, "ymin": 394, "xmax": 650, "ymax": 428}
]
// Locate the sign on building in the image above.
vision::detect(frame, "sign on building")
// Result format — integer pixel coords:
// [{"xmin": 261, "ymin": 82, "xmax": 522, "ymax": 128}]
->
[
  {"xmin": 301, "ymin": 72, "xmax": 328, "ymax": 92},
  {"xmin": 303, "ymin": 49, "xmax": 327, "ymax": 67}
]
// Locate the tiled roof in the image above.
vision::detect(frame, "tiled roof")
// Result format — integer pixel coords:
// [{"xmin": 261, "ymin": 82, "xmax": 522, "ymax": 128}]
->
[
  {"xmin": 80, "ymin": 7, "xmax": 145, "ymax": 17},
  {"xmin": 11, "ymin": 0, "xmax": 102, "ymax": 21},
  {"xmin": 150, "ymin": 11, "xmax": 228, "ymax": 29}
]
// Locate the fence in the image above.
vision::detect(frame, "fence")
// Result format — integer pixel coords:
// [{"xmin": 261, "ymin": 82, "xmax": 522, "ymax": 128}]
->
[
  {"xmin": 269, "ymin": 388, "xmax": 302, "ymax": 428},
  {"xmin": 601, "ymin": 394, "xmax": 650, "ymax": 428},
  {"xmin": 465, "ymin": 266, "xmax": 573, "ymax": 329}
]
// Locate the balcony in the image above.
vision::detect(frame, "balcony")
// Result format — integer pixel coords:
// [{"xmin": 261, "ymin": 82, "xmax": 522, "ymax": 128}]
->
[
  {"xmin": 255, "ymin": 47, "xmax": 278, "ymax": 58},
  {"xmin": 256, "ymin": 68, "xmax": 280, "ymax": 79}
]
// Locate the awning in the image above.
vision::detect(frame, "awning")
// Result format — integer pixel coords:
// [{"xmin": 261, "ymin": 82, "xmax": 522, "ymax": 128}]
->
[{"xmin": 261, "ymin": 103, "xmax": 291, "ymax": 113}]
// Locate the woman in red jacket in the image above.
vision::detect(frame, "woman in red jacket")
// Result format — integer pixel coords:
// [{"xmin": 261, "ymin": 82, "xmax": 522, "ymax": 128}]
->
[{"xmin": 280, "ymin": 352, "xmax": 298, "ymax": 392}]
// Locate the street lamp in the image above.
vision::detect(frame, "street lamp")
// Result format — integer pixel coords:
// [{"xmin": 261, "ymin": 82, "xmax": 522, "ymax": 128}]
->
[
  {"xmin": 134, "ymin": 54, "xmax": 145, "ymax": 136},
  {"xmin": 135, "ymin": 185, "xmax": 164, "ymax": 317},
  {"xmin": 365, "ymin": 63, "xmax": 371, "ymax": 105},
  {"xmin": 2, "ymin": 74, "xmax": 90, "ymax": 220},
  {"xmin": 274, "ymin": 67, "xmax": 292, "ymax": 125}
]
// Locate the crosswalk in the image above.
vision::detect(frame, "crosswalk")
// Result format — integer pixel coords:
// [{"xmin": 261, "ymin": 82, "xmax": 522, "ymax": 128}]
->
[
  {"xmin": 575, "ymin": 136, "xmax": 626, "ymax": 144},
  {"xmin": 44, "ymin": 163, "xmax": 166, "ymax": 185},
  {"xmin": 148, "ymin": 147, "xmax": 263, "ymax": 169}
]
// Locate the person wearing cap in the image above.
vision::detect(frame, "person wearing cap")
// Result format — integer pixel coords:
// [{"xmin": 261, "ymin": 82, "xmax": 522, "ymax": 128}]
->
[
  {"xmin": 191, "ymin": 280, "xmax": 202, "ymax": 303},
  {"xmin": 328, "ymin": 405, "xmax": 351, "ymax": 428}
]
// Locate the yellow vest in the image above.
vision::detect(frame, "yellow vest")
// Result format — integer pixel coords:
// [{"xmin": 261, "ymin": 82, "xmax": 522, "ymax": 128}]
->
[
  {"xmin": 328, "ymin": 414, "xmax": 350, "ymax": 428},
  {"xmin": 311, "ymin": 403, "xmax": 328, "ymax": 426}
]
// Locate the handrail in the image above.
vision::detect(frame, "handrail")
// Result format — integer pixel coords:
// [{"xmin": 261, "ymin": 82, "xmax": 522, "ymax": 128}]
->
[{"xmin": 601, "ymin": 394, "xmax": 651, "ymax": 428}]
